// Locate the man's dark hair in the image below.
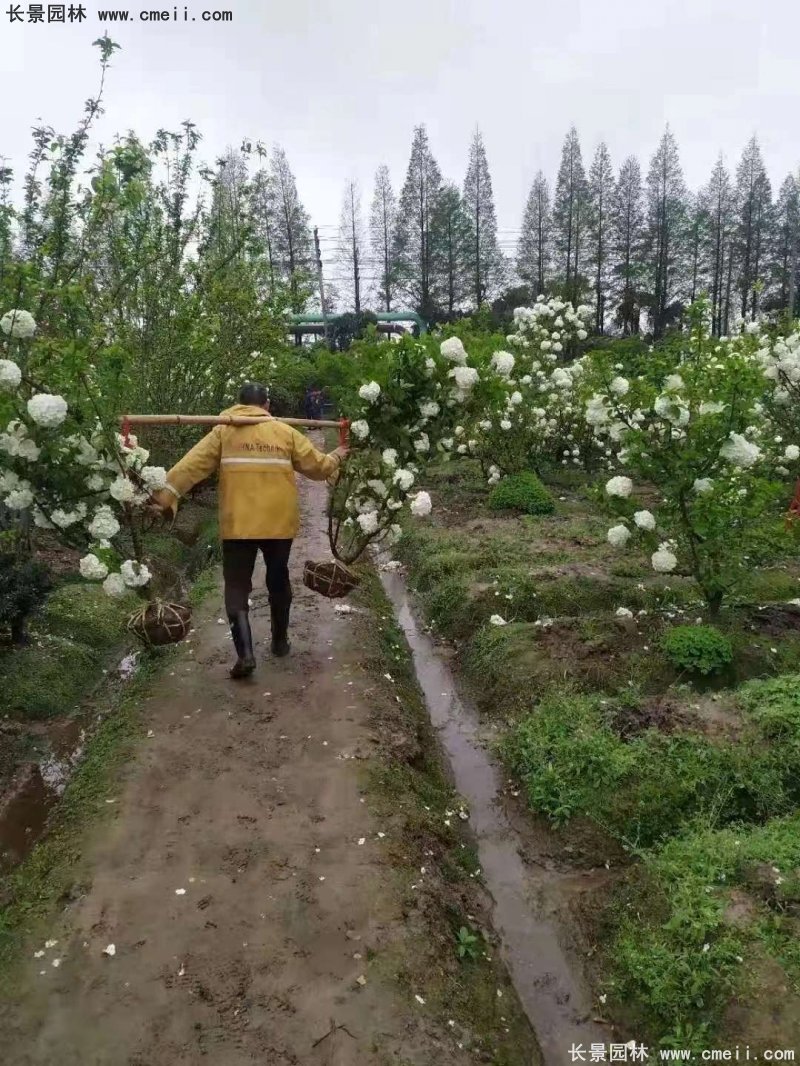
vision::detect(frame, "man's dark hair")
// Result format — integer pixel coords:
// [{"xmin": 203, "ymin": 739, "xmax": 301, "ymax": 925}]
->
[{"xmin": 239, "ymin": 381, "xmax": 270, "ymax": 407}]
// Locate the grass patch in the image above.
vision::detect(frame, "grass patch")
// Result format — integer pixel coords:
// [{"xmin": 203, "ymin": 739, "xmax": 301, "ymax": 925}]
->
[
  {"xmin": 608, "ymin": 815, "xmax": 800, "ymax": 1048},
  {"xmin": 0, "ymin": 634, "xmax": 105, "ymax": 721},
  {"xmin": 503, "ymin": 689, "xmax": 800, "ymax": 848},
  {"xmin": 0, "ymin": 653, "xmax": 161, "ymax": 986},
  {"xmin": 40, "ymin": 583, "xmax": 136, "ymax": 649}
]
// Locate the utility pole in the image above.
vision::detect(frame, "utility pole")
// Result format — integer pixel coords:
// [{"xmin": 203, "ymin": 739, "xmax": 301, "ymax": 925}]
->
[{"xmin": 313, "ymin": 227, "xmax": 330, "ymax": 348}]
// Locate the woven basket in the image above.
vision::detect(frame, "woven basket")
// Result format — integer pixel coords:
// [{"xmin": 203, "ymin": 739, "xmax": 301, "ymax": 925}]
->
[
  {"xmin": 303, "ymin": 559, "xmax": 359, "ymax": 599},
  {"xmin": 128, "ymin": 600, "xmax": 192, "ymax": 646}
]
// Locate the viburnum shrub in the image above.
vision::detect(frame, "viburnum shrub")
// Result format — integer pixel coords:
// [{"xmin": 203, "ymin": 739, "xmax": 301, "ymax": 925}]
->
[
  {"xmin": 329, "ymin": 335, "xmax": 482, "ymax": 563},
  {"xmin": 465, "ymin": 297, "xmax": 597, "ymax": 483},
  {"xmin": 754, "ymin": 327, "xmax": 800, "ymax": 454},
  {"xmin": 0, "ymin": 310, "xmax": 165, "ymax": 599},
  {"xmin": 582, "ymin": 302, "xmax": 792, "ymax": 615}
]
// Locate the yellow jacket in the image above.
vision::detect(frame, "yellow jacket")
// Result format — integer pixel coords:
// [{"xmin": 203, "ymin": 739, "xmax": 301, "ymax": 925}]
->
[{"xmin": 154, "ymin": 405, "xmax": 341, "ymax": 540}]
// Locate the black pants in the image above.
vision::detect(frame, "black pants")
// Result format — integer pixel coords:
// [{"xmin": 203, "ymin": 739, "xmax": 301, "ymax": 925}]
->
[{"xmin": 222, "ymin": 540, "xmax": 293, "ymax": 634}]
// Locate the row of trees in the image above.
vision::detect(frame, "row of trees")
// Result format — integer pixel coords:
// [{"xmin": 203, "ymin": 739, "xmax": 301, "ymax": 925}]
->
[
  {"xmin": 519, "ymin": 128, "xmax": 799, "ymax": 337},
  {"xmin": 327, "ymin": 126, "xmax": 798, "ymax": 336}
]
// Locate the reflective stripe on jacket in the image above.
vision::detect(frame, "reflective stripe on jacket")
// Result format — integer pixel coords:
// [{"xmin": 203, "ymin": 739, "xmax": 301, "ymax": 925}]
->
[{"xmin": 154, "ymin": 404, "xmax": 340, "ymax": 540}]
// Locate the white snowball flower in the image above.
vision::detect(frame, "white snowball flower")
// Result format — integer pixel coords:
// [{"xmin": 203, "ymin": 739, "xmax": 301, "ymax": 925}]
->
[
  {"xmin": 367, "ymin": 478, "xmax": 388, "ymax": 498},
  {"xmin": 4, "ymin": 485, "xmax": 34, "ymax": 510},
  {"xmin": 102, "ymin": 572, "xmax": 127, "ymax": 599},
  {"xmin": 141, "ymin": 466, "xmax": 168, "ymax": 491},
  {"xmin": 452, "ymin": 366, "xmax": 479, "ymax": 392},
  {"xmin": 350, "ymin": 419, "xmax": 369, "ymax": 441},
  {"xmin": 440, "ymin": 337, "xmax": 468, "ymax": 365},
  {"xmin": 509, "ymin": 391, "xmax": 523, "ymax": 406},
  {"xmin": 500, "ymin": 419, "xmax": 512, "ymax": 431},
  {"xmin": 393, "ymin": 468, "xmax": 415, "ymax": 491},
  {"xmin": 85, "ymin": 473, "xmax": 105, "ymax": 492},
  {"xmin": 414, "ymin": 433, "xmax": 430, "ymax": 453},
  {"xmin": 699, "ymin": 401, "xmax": 725, "ymax": 416},
  {"xmin": 610, "ymin": 376, "xmax": 630, "ymax": 396},
  {"xmin": 0, "ymin": 359, "xmax": 21, "ymax": 390},
  {"xmin": 605, "ymin": 476, "xmax": 633, "ymax": 498},
  {"xmin": 577, "ymin": 329, "xmax": 588, "ymax": 341},
  {"xmin": 382, "ymin": 448, "xmax": 398, "ymax": 467},
  {"xmin": 0, "ymin": 309, "xmax": 37, "ymax": 338},
  {"xmin": 358, "ymin": 381, "xmax": 381, "ymax": 404},
  {"xmin": 120, "ymin": 559, "xmax": 152, "ymax": 588},
  {"xmin": 489, "ymin": 614, "xmax": 507, "ymax": 627},
  {"xmin": 693, "ymin": 478, "xmax": 714, "ymax": 494},
  {"xmin": 419, "ymin": 400, "xmax": 440, "ymax": 419},
  {"xmin": 50, "ymin": 508, "xmax": 81, "ymax": 528},
  {"xmin": 490, "ymin": 350, "xmax": 515, "ymax": 377},
  {"xmin": 720, "ymin": 432, "xmax": 761, "ymax": 468},
  {"xmin": 89, "ymin": 507, "xmax": 120, "ymax": 541},
  {"xmin": 79, "ymin": 553, "xmax": 109, "ymax": 582},
  {"xmin": 633, "ymin": 510, "xmax": 656, "ymax": 531},
  {"xmin": 585, "ymin": 395, "xmax": 610, "ymax": 427},
  {"xmin": 651, "ymin": 546, "xmax": 678, "ymax": 573},
  {"xmin": 654, "ymin": 395, "xmax": 690, "ymax": 426},
  {"xmin": 664, "ymin": 374, "xmax": 684, "ymax": 391},
  {"xmin": 784, "ymin": 445, "xmax": 800, "ymax": 461},
  {"xmin": 15, "ymin": 437, "xmax": 40, "ymax": 461},
  {"xmin": 615, "ymin": 607, "xmax": 634, "ymax": 619},
  {"xmin": 27, "ymin": 393, "xmax": 68, "ymax": 428},
  {"xmin": 356, "ymin": 511, "xmax": 379, "ymax": 535},
  {"xmin": 607, "ymin": 524, "xmax": 632, "ymax": 548},
  {"xmin": 409, "ymin": 490, "xmax": 432, "ymax": 517},
  {"xmin": 109, "ymin": 476, "xmax": 136, "ymax": 503}
]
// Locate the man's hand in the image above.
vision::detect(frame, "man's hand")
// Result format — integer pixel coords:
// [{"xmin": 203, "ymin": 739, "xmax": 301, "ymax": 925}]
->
[
  {"xmin": 144, "ymin": 498, "xmax": 169, "ymax": 519},
  {"xmin": 332, "ymin": 445, "xmax": 349, "ymax": 461}
]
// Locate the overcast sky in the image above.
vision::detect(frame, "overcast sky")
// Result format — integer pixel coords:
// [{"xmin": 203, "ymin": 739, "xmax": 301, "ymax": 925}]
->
[{"xmin": 2, "ymin": 0, "xmax": 799, "ymax": 272}]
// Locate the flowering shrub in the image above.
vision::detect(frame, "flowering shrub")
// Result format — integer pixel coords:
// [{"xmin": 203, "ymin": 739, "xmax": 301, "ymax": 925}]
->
[
  {"xmin": 0, "ymin": 310, "xmax": 164, "ymax": 599},
  {"xmin": 465, "ymin": 297, "xmax": 596, "ymax": 481},
  {"xmin": 582, "ymin": 304, "xmax": 791, "ymax": 613},
  {"xmin": 328, "ymin": 335, "xmax": 480, "ymax": 563}
]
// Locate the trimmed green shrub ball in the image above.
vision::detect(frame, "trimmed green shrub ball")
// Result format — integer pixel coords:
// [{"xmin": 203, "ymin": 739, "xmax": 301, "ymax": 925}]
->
[
  {"xmin": 488, "ymin": 472, "xmax": 555, "ymax": 516},
  {"xmin": 662, "ymin": 624, "xmax": 733, "ymax": 675}
]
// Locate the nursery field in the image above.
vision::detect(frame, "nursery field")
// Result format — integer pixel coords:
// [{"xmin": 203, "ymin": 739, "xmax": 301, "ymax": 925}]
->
[{"xmin": 397, "ymin": 454, "xmax": 800, "ymax": 1050}]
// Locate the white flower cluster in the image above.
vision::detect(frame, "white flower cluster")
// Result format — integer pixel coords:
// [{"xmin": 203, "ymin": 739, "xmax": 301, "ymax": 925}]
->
[
  {"xmin": 474, "ymin": 297, "xmax": 593, "ymax": 482},
  {"xmin": 0, "ymin": 309, "xmax": 37, "ymax": 339},
  {"xmin": 27, "ymin": 393, "xmax": 68, "ymax": 428},
  {"xmin": 0, "ymin": 359, "xmax": 22, "ymax": 391}
]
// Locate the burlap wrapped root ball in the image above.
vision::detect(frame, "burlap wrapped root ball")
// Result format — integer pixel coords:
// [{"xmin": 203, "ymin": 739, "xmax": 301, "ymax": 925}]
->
[{"xmin": 303, "ymin": 559, "xmax": 359, "ymax": 599}]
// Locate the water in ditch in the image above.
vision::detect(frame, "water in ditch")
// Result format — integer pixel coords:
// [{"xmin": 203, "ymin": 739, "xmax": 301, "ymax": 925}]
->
[{"xmin": 381, "ymin": 567, "xmax": 609, "ymax": 1064}]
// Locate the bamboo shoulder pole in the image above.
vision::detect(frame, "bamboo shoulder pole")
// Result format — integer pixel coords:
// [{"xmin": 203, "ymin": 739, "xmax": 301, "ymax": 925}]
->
[{"xmin": 120, "ymin": 414, "xmax": 343, "ymax": 429}]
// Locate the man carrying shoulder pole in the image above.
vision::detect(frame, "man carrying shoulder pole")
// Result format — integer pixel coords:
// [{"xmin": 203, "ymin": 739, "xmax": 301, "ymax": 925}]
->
[{"xmin": 150, "ymin": 382, "xmax": 348, "ymax": 679}]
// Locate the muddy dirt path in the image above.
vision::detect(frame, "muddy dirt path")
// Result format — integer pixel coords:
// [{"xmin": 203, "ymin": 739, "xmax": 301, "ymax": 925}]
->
[{"xmin": 0, "ymin": 470, "xmax": 498, "ymax": 1066}]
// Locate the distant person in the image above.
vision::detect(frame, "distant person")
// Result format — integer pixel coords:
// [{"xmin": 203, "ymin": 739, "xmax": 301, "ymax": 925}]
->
[
  {"xmin": 304, "ymin": 386, "xmax": 323, "ymax": 421},
  {"xmin": 150, "ymin": 382, "xmax": 348, "ymax": 678}
]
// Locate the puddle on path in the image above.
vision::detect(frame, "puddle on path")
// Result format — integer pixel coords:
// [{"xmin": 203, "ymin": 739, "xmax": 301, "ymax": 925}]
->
[
  {"xmin": 0, "ymin": 651, "xmax": 140, "ymax": 874},
  {"xmin": 381, "ymin": 568, "xmax": 607, "ymax": 1063}
]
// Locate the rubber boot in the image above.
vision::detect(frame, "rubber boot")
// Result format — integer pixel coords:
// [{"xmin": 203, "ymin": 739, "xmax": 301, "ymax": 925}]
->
[
  {"xmin": 270, "ymin": 602, "xmax": 291, "ymax": 658},
  {"xmin": 228, "ymin": 611, "xmax": 256, "ymax": 679}
]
